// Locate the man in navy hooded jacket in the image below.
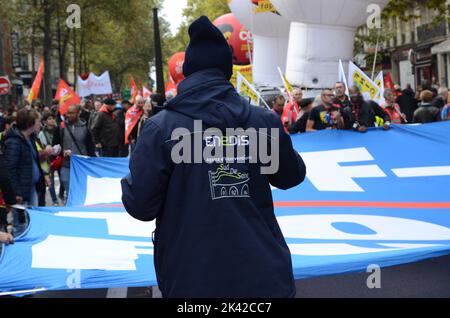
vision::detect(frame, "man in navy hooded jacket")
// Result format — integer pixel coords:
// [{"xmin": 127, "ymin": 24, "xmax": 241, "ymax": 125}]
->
[{"xmin": 121, "ymin": 16, "xmax": 306, "ymax": 298}]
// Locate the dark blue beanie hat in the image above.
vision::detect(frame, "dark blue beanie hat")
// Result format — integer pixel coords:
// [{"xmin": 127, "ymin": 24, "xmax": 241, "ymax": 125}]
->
[{"xmin": 183, "ymin": 16, "xmax": 233, "ymax": 80}]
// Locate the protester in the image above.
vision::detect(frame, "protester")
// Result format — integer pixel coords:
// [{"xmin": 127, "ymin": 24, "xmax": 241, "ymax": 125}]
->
[
  {"xmin": 53, "ymin": 105, "xmax": 95, "ymax": 196},
  {"xmin": 91, "ymin": 99, "xmax": 121, "ymax": 157},
  {"xmin": 413, "ymin": 90, "xmax": 441, "ymax": 124},
  {"xmin": 126, "ymin": 96, "xmax": 146, "ymax": 153},
  {"xmin": 306, "ymin": 89, "xmax": 345, "ymax": 131},
  {"xmin": 282, "ymin": 88, "xmax": 303, "ymax": 129},
  {"xmin": 383, "ymin": 88, "xmax": 407, "ymax": 124},
  {"xmin": 142, "ymin": 99, "xmax": 154, "ymax": 120},
  {"xmin": 0, "ymin": 147, "xmax": 16, "ymax": 233},
  {"xmin": 35, "ymin": 136, "xmax": 53, "ymax": 206},
  {"xmin": 397, "ymin": 85, "xmax": 418, "ymax": 123},
  {"xmin": 441, "ymin": 93, "xmax": 450, "ymax": 121},
  {"xmin": 38, "ymin": 113, "xmax": 59, "ymax": 206},
  {"xmin": 122, "ymin": 16, "xmax": 306, "ymax": 298},
  {"xmin": 3, "ymin": 109, "xmax": 48, "ymax": 206},
  {"xmin": 334, "ymin": 81, "xmax": 351, "ymax": 109},
  {"xmin": 271, "ymin": 94, "xmax": 286, "ymax": 120},
  {"xmin": 115, "ymin": 100, "xmax": 132, "ymax": 157},
  {"xmin": 432, "ymin": 87, "xmax": 448, "ymax": 109},
  {"xmin": 344, "ymin": 86, "xmax": 391, "ymax": 133},
  {"xmin": 289, "ymin": 98, "xmax": 315, "ymax": 134}
]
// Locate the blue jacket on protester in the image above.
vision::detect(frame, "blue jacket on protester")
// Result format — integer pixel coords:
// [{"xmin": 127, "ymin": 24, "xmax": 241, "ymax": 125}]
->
[
  {"xmin": 122, "ymin": 68, "xmax": 306, "ymax": 298},
  {"xmin": 3, "ymin": 126, "xmax": 45, "ymax": 203}
]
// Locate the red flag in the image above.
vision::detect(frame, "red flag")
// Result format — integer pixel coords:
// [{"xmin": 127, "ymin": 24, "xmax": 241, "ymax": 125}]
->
[
  {"xmin": 385, "ymin": 72, "xmax": 394, "ymax": 89},
  {"xmin": 130, "ymin": 77, "xmax": 140, "ymax": 103},
  {"xmin": 125, "ymin": 105, "xmax": 144, "ymax": 145},
  {"xmin": 55, "ymin": 79, "xmax": 81, "ymax": 116},
  {"xmin": 28, "ymin": 60, "xmax": 44, "ymax": 104}
]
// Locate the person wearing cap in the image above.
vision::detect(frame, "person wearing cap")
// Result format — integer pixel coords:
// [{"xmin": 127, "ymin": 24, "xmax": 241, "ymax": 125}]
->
[
  {"xmin": 306, "ymin": 89, "xmax": 345, "ymax": 131},
  {"xmin": 91, "ymin": 99, "xmax": 121, "ymax": 157},
  {"xmin": 122, "ymin": 16, "xmax": 306, "ymax": 298}
]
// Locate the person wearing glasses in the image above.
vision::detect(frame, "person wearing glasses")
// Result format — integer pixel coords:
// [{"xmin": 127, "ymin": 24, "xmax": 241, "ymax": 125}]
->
[{"xmin": 306, "ymin": 89, "xmax": 346, "ymax": 132}]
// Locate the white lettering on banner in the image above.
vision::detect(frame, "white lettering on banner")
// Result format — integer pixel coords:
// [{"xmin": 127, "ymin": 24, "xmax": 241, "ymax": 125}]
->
[
  {"xmin": 278, "ymin": 215, "xmax": 450, "ymax": 241},
  {"xmin": 84, "ymin": 176, "xmax": 122, "ymax": 206},
  {"xmin": 392, "ymin": 166, "xmax": 450, "ymax": 178},
  {"xmin": 278, "ymin": 214, "xmax": 450, "ymax": 256},
  {"xmin": 299, "ymin": 148, "xmax": 387, "ymax": 192},
  {"xmin": 55, "ymin": 212, "xmax": 155, "ymax": 237},
  {"xmin": 30, "ymin": 211, "xmax": 450, "ymax": 271},
  {"xmin": 32, "ymin": 235, "xmax": 153, "ymax": 271},
  {"xmin": 32, "ymin": 212, "xmax": 155, "ymax": 271}
]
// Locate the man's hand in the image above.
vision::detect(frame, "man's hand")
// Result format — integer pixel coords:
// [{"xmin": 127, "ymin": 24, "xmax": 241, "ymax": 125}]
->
[
  {"xmin": 0, "ymin": 232, "xmax": 14, "ymax": 245},
  {"xmin": 45, "ymin": 145, "xmax": 53, "ymax": 156},
  {"xmin": 358, "ymin": 126, "xmax": 367, "ymax": 133},
  {"xmin": 16, "ymin": 196, "xmax": 23, "ymax": 204},
  {"xmin": 45, "ymin": 175, "xmax": 52, "ymax": 187}
]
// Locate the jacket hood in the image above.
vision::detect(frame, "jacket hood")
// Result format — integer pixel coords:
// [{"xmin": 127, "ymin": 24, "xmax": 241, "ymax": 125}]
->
[{"xmin": 165, "ymin": 68, "xmax": 251, "ymax": 130}]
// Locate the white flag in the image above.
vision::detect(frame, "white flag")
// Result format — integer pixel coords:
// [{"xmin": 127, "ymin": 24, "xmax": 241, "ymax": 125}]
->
[
  {"xmin": 338, "ymin": 60, "xmax": 350, "ymax": 97},
  {"xmin": 347, "ymin": 61, "xmax": 380, "ymax": 102}
]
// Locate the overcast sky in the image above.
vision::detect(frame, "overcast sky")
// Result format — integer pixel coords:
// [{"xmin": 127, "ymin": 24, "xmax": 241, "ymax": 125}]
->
[{"xmin": 161, "ymin": 0, "xmax": 188, "ymax": 35}]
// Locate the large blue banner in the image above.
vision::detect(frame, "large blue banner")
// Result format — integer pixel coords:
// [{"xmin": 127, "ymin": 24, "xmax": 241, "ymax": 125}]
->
[{"xmin": 1, "ymin": 122, "xmax": 449, "ymax": 293}]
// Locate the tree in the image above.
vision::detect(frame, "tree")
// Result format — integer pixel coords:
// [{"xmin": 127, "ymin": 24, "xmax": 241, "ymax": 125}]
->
[{"xmin": 167, "ymin": 0, "xmax": 230, "ymax": 57}]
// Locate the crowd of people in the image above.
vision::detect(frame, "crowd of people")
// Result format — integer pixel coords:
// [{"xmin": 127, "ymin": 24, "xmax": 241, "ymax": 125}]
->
[
  {"xmin": 0, "ymin": 79, "xmax": 449, "ymax": 244},
  {"xmin": 0, "ymin": 94, "xmax": 157, "ymax": 242},
  {"xmin": 272, "ymin": 82, "xmax": 450, "ymax": 134}
]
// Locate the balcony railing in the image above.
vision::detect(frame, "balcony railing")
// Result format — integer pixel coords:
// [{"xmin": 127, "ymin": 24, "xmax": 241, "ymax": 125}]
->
[{"xmin": 417, "ymin": 21, "xmax": 447, "ymax": 42}]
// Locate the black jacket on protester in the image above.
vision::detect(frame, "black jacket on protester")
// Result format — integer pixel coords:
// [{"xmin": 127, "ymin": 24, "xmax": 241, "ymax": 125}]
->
[
  {"xmin": 343, "ymin": 99, "xmax": 390, "ymax": 129},
  {"xmin": 2, "ymin": 127, "xmax": 45, "ymax": 203},
  {"xmin": 91, "ymin": 109, "xmax": 121, "ymax": 148},
  {"xmin": 397, "ymin": 88, "xmax": 418, "ymax": 123},
  {"xmin": 413, "ymin": 103, "xmax": 441, "ymax": 124},
  {"xmin": 122, "ymin": 69, "xmax": 306, "ymax": 298},
  {"xmin": 0, "ymin": 150, "xmax": 16, "ymax": 205}
]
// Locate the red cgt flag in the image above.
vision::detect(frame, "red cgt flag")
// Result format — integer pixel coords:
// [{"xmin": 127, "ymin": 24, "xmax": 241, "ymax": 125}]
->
[{"xmin": 55, "ymin": 79, "xmax": 81, "ymax": 116}]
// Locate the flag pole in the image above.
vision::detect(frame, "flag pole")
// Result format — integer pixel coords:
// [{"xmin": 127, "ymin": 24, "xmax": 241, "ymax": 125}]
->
[{"xmin": 371, "ymin": 30, "xmax": 380, "ymax": 81}]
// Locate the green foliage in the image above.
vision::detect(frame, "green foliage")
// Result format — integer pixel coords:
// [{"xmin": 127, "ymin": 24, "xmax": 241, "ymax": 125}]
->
[{"xmin": 167, "ymin": 0, "xmax": 230, "ymax": 58}]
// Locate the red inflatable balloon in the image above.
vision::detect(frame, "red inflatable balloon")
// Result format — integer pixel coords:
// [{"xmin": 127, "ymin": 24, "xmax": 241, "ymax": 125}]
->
[
  {"xmin": 213, "ymin": 13, "xmax": 253, "ymax": 66},
  {"xmin": 168, "ymin": 52, "xmax": 185, "ymax": 85}
]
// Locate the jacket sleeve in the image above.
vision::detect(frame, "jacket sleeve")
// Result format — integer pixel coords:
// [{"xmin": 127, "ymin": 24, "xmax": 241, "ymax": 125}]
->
[
  {"xmin": 267, "ymin": 113, "xmax": 306, "ymax": 190},
  {"xmin": 121, "ymin": 120, "xmax": 172, "ymax": 222},
  {"xmin": 90, "ymin": 113, "xmax": 103, "ymax": 145},
  {"xmin": 3, "ymin": 138, "xmax": 22, "ymax": 198},
  {"xmin": 85, "ymin": 129, "xmax": 96, "ymax": 157}
]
